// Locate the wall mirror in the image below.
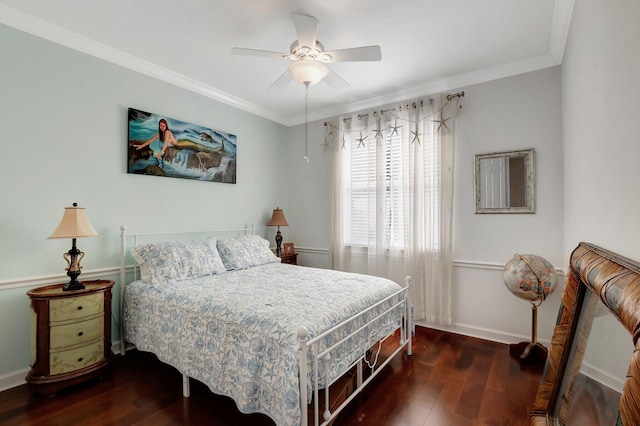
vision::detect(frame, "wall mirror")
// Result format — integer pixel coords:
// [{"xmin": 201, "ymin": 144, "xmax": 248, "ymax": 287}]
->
[
  {"xmin": 531, "ymin": 243, "xmax": 639, "ymax": 425},
  {"xmin": 474, "ymin": 149, "xmax": 535, "ymax": 214}
]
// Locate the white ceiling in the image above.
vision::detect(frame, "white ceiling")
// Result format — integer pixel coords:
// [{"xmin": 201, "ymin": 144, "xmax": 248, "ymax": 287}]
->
[{"xmin": 0, "ymin": 0, "xmax": 573, "ymax": 126}]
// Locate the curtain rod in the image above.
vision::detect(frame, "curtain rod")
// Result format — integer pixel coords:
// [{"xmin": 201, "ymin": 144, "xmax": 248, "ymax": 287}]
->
[
  {"xmin": 446, "ymin": 91, "xmax": 465, "ymax": 101},
  {"xmin": 324, "ymin": 91, "xmax": 465, "ymax": 126}
]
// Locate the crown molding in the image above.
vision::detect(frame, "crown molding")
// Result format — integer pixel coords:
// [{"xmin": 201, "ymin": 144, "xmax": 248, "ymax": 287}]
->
[
  {"xmin": 2, "ymin": 1, "xmax": 573, "ymax": 128},
  {"xmin": 287, "ymin": 52, "xmax": 560, "ymax": 127},
  {"xmin": 287, "ymin": 0, "xmax": 575, "ymax": 126},
  {"xmin": 549, "ymin": 0, "xmax": 576, "ymax": 63},
  {"xmin": 0, "ymin": 4, "xmax": 289, "ymax": 126}
]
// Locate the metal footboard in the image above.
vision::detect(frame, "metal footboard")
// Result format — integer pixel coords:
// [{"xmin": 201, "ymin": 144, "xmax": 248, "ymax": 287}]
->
[{"xmin": 298, "ymin": 276, "xmax": 413, "ymax": 426}]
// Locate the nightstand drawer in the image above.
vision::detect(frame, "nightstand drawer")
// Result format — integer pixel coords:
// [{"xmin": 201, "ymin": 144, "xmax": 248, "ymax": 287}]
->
[
  {"xmin": 50, "ymin": 316, "xmax": 104, "ymax": 350},
  {"xmin": 50, "ymin": 341, "xmax": 104, "ymax": 375},
  {"xmin": 279, "ymin": 253, "xmax": 298, "ymax": 265},
  {"xmin": 50, "ymin": 292, "xmax": 104, "ymax": 322}
]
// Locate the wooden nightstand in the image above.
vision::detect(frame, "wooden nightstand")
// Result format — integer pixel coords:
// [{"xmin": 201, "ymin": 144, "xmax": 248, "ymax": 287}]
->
[
  {"xmin": 26, "ymin": 279, "xmax": 114, "ymax": 397},
  {"xmin": 279, "ymin": 253, "xmax": 298, "ymax": 265}
]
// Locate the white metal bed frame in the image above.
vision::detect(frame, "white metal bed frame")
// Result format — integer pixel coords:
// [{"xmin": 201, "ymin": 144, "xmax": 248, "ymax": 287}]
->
[{"xmin": 119, "ymin": 225, "xmax": 413, "ymax": 426}]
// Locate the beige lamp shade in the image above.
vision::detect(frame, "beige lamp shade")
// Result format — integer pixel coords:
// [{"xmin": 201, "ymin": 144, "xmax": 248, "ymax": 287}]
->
[
  {"xmin": 267, "ymin": 208, "xmax": 289, "ymax": 227},
  {"xmin": 48, "ymin": 203, "xmax": 99, "ymax": 239}
]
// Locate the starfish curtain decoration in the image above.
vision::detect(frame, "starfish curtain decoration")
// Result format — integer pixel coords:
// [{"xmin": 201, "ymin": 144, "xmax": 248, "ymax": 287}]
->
[
  {"xmin": 455, "ymin": 98, "xmax": 466, "ymax": 117},
  {"xmin": 390, "ymin": 120, "xmax": 402, "ymax": 136},
  {"xmin": 355, "ymin": 132, "xmax": 368, "ymax": 148},
  {"xmin": 411, "ymin": 123, "xmax": 421, "ymax": 144},
  {"xmin": 432, "ymin": 116, "xmax": 451, "ymax": 131},
  {"xmin": 373, "ymin": 120, "xmax": 384, "ymax": 140},
  {"xmin": 322, "ymin": 92, "xmax": 464, "ymax": 151},
  {"xmin": 323, "ymin": 127, "xmax": 334, "ymax": 152},
  {"xmin": 322, "ymin": 137, "xmax": 331, "ymax": 153}
]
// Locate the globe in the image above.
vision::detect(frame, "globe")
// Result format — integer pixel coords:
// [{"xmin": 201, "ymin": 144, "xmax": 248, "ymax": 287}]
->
[{"xmin": 503, "ymin": 254, "xmax": 558, "ymax": 303}]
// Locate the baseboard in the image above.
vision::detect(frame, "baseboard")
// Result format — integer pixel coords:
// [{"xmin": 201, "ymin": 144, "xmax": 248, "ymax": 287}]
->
[
  {"xmin": 113, "ymin": 340, "xmax": 123, "ymax": 355},
  {"xmin": 415, "ymin": 320, "xmax": 552, "ymax": 348},
  {"xmin": 116, "ymin": 340, "xmax": 138, "ymax": 356},
  {"xmin": 0, "ymin": 368, "xmax": 28, "ymax": 392},
  {"xmin": 0, "ymin": 341, "xmax": 127, "ymax": 393},
  {"xmin": 580, "ymin": 360, "xmax": 624, "ymax": 394}
]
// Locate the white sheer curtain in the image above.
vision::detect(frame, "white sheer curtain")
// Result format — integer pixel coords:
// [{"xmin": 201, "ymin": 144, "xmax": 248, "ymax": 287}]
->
[{"xmin": 330, "ymin": 94, "xmax": 456, "ymax": 325}]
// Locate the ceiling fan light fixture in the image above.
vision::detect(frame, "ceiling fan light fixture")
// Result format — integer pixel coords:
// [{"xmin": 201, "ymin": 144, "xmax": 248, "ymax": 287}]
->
[{"xmin": 288, "ymin": 59, "xmax": 328, "ymax": 86}]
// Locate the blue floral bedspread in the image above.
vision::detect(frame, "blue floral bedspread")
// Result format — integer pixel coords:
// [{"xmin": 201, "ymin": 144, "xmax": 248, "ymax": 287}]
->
[{"xmin": 123, "ymin": 263, "xmax": 403, "ymax": 426}]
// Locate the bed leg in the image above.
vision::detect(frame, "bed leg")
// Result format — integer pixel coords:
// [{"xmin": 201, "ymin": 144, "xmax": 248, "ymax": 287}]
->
[
  {"xmin": 182, "ymin": 374, "xmax": 190, "ymax": 397},
  {"xmin": 323, "ymin": 354, "xmax": 331, "ymax": 422},
  {"xmin": 298, "ymin": 327, "xmax": 309, "ymax": 426},
  {"xmin": 405, "ymin": 275, "xmax": 413, "ymax": 356},
  {"xmin": 120, "ymin": 225, "xmax": 127, "ymax": 356}
]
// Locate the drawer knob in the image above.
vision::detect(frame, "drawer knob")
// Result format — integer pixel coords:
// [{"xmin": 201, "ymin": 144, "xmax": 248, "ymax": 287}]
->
[
  {"xmin": 78, "ymin": 357, "xmax": 83, "ymax": 362},
  {"xmin": 78, "ymin": 331, "xmax": 84, "ymax": 337},
  {"xmin": 77, "ymin": 306, "xmax": 83, "ymax": 311}
]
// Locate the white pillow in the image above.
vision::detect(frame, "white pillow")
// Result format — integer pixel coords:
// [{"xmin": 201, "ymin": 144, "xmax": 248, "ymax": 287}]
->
[
  {"xmin": 216, "ymin": 234, "xmax": 280, "ymax": 270},
  {"xmin": 131, "ymin": 238, "xmax": 226, "ymax": 285}
]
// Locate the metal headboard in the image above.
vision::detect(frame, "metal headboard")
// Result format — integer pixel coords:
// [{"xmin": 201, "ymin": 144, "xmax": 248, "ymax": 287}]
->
[{"xmin": 118, "ymin": 223, "xmax": 256, "ymax": 355}]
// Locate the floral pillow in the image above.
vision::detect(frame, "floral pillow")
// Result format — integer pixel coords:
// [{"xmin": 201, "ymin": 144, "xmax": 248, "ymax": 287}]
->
[
  {"xmin": 131, "ymin": 238, "xmax": 226, "ymax": 285},
  {"xmin": 216, "ymin": 234, "xmax": 280, "ymax": 270}
]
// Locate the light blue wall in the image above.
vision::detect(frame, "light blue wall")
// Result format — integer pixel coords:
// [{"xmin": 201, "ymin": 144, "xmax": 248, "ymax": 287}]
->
[{"xmin": 0, "ymin": 24, "xmax": 288, "ymax": 376}]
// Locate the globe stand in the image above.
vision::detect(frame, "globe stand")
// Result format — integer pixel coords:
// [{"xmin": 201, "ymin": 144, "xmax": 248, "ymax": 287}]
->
[
  {"xmin": 504, "ymin": 254, "xmax": 557, "ymax": 367},
  {"xmin": 509, "ymin": 302, "xmax": 548, "ymax": 365}
]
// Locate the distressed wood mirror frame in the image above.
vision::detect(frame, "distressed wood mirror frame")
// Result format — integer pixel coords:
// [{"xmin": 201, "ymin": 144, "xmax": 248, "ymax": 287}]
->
[
  {"xmin": 474, "ymin": 148, "xmax": 535, "ymax": 214},
  {"xmin": 531, "ymin": 242, "xmax": 640, "ymax": 425}
]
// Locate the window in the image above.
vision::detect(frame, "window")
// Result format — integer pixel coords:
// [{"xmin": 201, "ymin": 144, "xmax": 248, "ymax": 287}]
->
[{"xmin": 341, "ymin": 120, "xmax": 441, "ymax": 250}]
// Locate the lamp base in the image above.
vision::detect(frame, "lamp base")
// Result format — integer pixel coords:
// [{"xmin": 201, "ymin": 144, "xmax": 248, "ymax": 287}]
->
[
  {"xmin": 63, "ymin": 280, "xmax": 85, "ymax": 292},
  {"xmin": 275, "ymin": 229, "xmax": 283, "ymax": 256},
  {"xmin": 509, "ymin": 341, "xmax": 547, "ymax": 365},
  {"xmin": 62, "ymin": 268, "xmax": 85, "ymax": 292},
  {"xmin": 62, "ymin": 241, "xmax": 86, "ymax": 291}
]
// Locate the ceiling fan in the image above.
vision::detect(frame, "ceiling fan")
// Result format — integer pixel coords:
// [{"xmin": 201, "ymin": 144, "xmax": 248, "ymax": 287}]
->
[{"xmin": 232, "ymin": 13, "xmax": 382, "ymax": 90}]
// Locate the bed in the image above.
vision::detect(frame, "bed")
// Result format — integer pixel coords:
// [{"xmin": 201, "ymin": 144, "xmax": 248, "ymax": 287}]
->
[{"xmin": 119, "ymin": 226, "xmax": 413, "ymax": 426}]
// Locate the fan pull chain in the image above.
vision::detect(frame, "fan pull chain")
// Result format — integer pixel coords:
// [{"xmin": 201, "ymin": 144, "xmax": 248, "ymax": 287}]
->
[{"xmin": 304, "ymin": 82, "xmax": 310, "ymax": 163}]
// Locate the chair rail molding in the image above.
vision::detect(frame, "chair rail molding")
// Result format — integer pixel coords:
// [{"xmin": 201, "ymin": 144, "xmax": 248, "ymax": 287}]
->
[{"xmin": 0, "ymin": 266, "xmax": 127, "ymax": 290}]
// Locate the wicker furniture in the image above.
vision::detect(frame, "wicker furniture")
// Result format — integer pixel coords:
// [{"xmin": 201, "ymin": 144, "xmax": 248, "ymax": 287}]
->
[{"xmin": 531, "ymin": 243, "xmax": 640, "ymax": 424}]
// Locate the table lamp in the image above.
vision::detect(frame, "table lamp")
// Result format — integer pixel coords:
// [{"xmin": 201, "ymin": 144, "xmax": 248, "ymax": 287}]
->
[
  {"xmin": 48, "ymin": 203, "xmax": 99, "ymax": 291},
  {"xmin": 267, "ymin": 207, "xmax": 288, "ymax": 255}
]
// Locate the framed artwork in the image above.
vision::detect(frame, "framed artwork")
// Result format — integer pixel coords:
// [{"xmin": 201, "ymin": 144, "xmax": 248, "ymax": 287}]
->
[
  {"xmin": 127, "ymin": 107, "xmax": 237, "ymax": 184},
  {"xmin": 283, "ymin": 242, "xmax": 295, "ymax": 255}
]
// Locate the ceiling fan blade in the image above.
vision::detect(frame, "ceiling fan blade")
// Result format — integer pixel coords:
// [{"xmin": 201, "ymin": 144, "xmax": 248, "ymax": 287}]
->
[
  {"xmin": 268, "ymin": 70, "xmax": 293, "ymax": 91},
  {"xmin": 292, "ymin": 13, "xmax": 318, "ymax": 49},
  {"xmin": 323, "ymin": 67, "xmax": 350, "ymax": 92},
  {"xmin": 324, "ymin": 45, "xmax": 382, "ymax": 62},
  {"xmin": 231, "ymin": 47, "xmax": 288, "ymax": 59}
]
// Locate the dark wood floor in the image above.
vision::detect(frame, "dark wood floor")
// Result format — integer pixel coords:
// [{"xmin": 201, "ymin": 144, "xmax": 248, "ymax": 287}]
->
[{"xmin": 0, "ymin": 327, "xmax": 544, "ymax": 425}]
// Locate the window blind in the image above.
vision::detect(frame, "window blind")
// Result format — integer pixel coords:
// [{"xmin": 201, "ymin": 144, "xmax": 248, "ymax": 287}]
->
[{"xmin": 342, "ymin": 121, "xmax": 441, "ymax": 250}]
